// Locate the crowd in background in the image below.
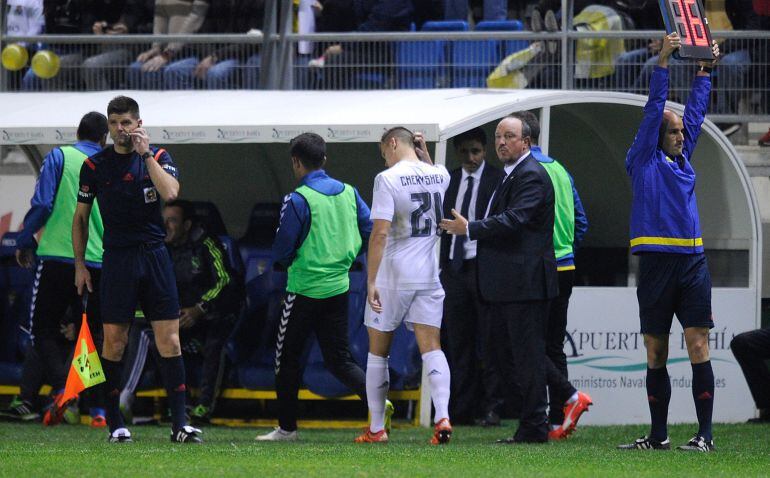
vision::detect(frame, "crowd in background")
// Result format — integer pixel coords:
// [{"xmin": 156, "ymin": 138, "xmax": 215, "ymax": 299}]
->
[{"xmin": 2, "ymin": 0, "xmax": 768, "ymax": 106}]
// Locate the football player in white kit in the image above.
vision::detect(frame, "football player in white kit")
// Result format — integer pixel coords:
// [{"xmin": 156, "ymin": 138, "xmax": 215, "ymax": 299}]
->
[{"xmin": 354, "ymin": 127, "xmax": 453, "ymax": 445}]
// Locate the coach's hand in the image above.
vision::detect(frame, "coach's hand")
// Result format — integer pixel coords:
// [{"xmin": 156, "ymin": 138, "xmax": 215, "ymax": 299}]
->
[
  {"xmin": 74, "ymin": 262, "xmax": 93, "ymax": 295},
  {"xmin": 367, "ymin": 283, "xmax": 382, "ymax": 313},
  {"xmin": 439, "ymin": 209, "xmax": 468, "ymax": 236}
]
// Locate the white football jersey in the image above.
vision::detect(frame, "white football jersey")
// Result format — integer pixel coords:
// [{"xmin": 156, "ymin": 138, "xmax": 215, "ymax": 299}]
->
[{"xmin": 370, "ymin": 159, "xmax": 450, "ymax": 290}]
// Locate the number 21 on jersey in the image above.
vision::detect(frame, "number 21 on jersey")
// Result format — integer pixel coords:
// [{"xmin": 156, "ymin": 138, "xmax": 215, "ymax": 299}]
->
[{"xmin": 410, "ymin": 192, "xmax": 443, "ymax": 237}]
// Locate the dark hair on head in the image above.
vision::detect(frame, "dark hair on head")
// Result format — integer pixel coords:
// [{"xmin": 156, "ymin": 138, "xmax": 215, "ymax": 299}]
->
[
  {"xmin": 505, "ymin": 115, "xmax": 532, "ymax": 141},
  {"xmin": 77, "ymin": 111, "xmax": 108, "ymax": 143},
  {"xmin": 511, "ymin": 111, "xmax": 540, "ymax": 144},
  {"xmin": 107, "ymin": 95, "xmax": 140, "ymax": 118},
  {"xmin": 452, "ymin": 127, "xmax": 487, "ymax": 148},
  {"xmin": 164, "ymin": 199, "xmax": 196, "ymax": 222},
  {"xmin": 289, "ymin": 132, "xmax": 326, "ymax": 169},
  {"xmin": 381, "ymin": 126, "xmax": 415, "ymax": 149}
]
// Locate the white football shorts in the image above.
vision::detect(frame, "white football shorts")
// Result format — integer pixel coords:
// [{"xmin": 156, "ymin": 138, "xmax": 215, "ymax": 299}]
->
[{"xmin": 364, "ymin": 287, "xmax": 445, "ymax": 332}]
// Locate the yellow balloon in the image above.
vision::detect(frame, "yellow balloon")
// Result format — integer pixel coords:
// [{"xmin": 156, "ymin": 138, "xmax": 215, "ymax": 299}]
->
[
  {"xmin": 1, "ymin": 44, "xmax": 29, "ymax": 71},
  {"xmin": 31, "ymin": 50, "xmax": 61, "ymax": 79}
]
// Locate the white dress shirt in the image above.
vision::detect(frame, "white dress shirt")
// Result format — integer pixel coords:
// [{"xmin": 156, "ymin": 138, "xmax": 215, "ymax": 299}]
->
[{"xmin": 449, "ymin": 161, "xmax": 486, "ymax": 261}]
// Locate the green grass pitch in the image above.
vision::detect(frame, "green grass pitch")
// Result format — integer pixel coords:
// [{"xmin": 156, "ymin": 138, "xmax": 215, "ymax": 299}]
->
[{"xmin": 1, "ymin": 421, "xmax": 769, "ymax": 477}]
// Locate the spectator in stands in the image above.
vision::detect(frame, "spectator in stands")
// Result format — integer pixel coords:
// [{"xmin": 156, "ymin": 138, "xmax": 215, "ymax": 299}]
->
[
  {"xmin": 444, "ymin": 0, "xmax": 507, "ymax": 23},
  {"xmin": 81, "ymin": 0, "xmax": 155, "ymax": 90},
  {"xmin": 2, "ymin": 0, "xmax": 44, "ymax": 90},
  {"xmin": 7, "ymin": 112, "xmax": 108, "ymax": 426},
  {"xmin": 612, "ymin": 2, "xmax": 664, "ymax": 92},
  {"xmin": 256, "ymin": 133, "xmax": 371, "ymax": 441},
  {"xmin": 189, "ymin": 0, "xmax": 265, "ymax": 89},
  {"xmin": 126, "ymin": 0, "xmax": 210, "ymax": 90},
  {"xmin": 20, "ymin": 0, "xmax": 89, "ymax": 90},
  {"xmin": 630, "ymin": 0, "xmax": 760, "ymax": 119},
  {"xmin": 119, "ymin": 200, "xmax": 243, "ymax": 424},
  {"xmin": 310, "ymin": 0, "xmax": 417, "ymax": 86},
  {"xmin": 731, "ymin": 326, "xmax": 770, "ymax": 423}
]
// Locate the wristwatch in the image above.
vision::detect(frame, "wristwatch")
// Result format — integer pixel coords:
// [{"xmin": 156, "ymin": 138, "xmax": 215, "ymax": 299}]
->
[{"xmin": 141, "ymin": 151, "xmax": 153, "ymax": 160}]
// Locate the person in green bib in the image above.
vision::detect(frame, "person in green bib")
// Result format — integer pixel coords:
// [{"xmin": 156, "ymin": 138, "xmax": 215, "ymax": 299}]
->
[
  {"xmin": 255, "ymin": 132, "xmax": 373, "ymax": 441},
  {"xmin": 9, "ymin": 112, "xmax": 108, "ymax": 427},
  {"xmin": 513, "ymin": 111, "xmax": 592, "ymax": 441}
]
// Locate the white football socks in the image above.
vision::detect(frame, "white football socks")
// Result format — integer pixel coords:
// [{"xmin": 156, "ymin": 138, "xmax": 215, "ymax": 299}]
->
[
  {"xmin": 422, "ymin": 349, "xmax": 451, "ymax": 423},
  {"xmin": 366, "ymin": 353, "xmax": 389, "ymax": 433}
]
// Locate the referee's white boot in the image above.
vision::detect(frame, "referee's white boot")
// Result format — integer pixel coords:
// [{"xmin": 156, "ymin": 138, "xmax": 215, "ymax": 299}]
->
[{"xmin": 255, "ymin": 427, "xmax": 299, "ymax": 442}]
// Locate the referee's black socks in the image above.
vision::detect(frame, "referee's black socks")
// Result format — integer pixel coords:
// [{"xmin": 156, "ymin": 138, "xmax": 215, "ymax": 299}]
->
[
  {"xmin": 691, "ymin": 361, "xmax": 714, "ymax": 441},
  {"xmin": 646, "ymin": 367, "xmax": 671, "ymax": 442},
  {"xmin": 102, "ymin": 358, "xmax": 126, "ymax": 433},
  {"xmin": 160, "ymin": 355, "xmax": 188, "ymax": 432}
]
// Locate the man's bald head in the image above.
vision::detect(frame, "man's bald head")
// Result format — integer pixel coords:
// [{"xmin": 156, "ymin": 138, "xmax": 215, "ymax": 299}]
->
[{"xmin": 658, "ymin": 109, "xmax": 685, "ymax": 157}]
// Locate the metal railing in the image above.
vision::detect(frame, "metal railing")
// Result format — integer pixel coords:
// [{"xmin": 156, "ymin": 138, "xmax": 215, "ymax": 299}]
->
[{"xmin": 1, "ymin": 30, "xmax": 768, "ymax": 120}]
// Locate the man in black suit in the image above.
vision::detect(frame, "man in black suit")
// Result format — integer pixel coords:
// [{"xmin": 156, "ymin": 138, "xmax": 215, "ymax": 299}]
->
[
  {"xmin": 439, "ymin": 128, "xmax": 505, "ymax": 426},
  {"xmin": 441, "ymin": 115, "xmax": 558, "ymax": 443}
]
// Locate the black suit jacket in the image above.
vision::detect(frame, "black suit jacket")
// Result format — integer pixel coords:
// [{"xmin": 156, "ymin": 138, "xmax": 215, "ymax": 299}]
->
[
  {"xmin": 468, "ymin": 154, "xmax": 558, "ymax": 303},
  {"xmin": 439, "ymin": 162, "xmax": 505, "ymax": 268}
]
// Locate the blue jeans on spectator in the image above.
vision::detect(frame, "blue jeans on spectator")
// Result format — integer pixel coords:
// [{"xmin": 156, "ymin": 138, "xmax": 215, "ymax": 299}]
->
[
  {"xmin": 206, "ymin": 59, "xmax": 239, "ymax": 89},
  {"xmin": 444, "ymin": 0, "xmax": 507, "ymax": 21},
  {"xmin": 614, "ymin": 47, "xmax": 651, "ymax": 93},
  {"xmin": 21, "ymin": 52, "xmax": 83, "ymax": 91},
  {"xmin": 715, "ymin": 50, "xmax": 751, "ymax": 114},
  {"xmin": 126, "ymin": 57, "xmax": 198, "ymax": 90},
  {"xmin": 243, "ymin": 54, "xmax": 261, "ymax": 89}
]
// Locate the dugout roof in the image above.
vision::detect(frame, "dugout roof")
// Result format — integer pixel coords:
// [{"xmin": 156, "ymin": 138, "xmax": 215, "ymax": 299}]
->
[
  {"xmin": 0, "ymin": 88, "xmax": 731, "ymax": 145},
  {"xmin": 0, "ymin": 88, "xmax": 761, "ymax": 315}
]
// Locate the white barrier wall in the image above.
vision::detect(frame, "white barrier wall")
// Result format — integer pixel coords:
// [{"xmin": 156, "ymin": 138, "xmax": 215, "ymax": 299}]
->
[
  {"xmin": 567, "ymin": 287, "xmax": 756, "ymax": 425},
  {"xmin": 0, "ymin": 174, "xmax": 36, "ymax": 237}
]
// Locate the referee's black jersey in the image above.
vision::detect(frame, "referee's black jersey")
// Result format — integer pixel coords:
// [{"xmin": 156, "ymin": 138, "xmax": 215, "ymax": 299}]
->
[{"xmin": 78, "ymin": 146, "xmax": 179, "ymax": 249}]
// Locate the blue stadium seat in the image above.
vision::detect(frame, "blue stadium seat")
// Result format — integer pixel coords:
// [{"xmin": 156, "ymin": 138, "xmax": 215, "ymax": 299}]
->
[
  {"xmin": 396, "ymin": 21, "xmax": 469, "ymax": 89},
  {"xmin": 478, "ymin": 19, "xmax": 528, "ymax": 57},
  {"xmin": 239, "ymin": 245, "xmax": 273, "ymax": 286},
  {"xmin": 0, "ymin": 232, "xmax": 34, "ymax": 383},
  {"xmin": 192, "ymin": 200, "xmax": 228, "ymax": 236},
  {"xmin": 233, "ymin": 270, "xmax": 287, "ymax": 389},
  {"xmin": 388, "ymin": 324, "xmax": 421, "ymax": 391},
  {"xmin": 218, "ymin": 235, "xmax": 244, "ymax": 278},
  {"xmin": 452, "ymin": 20, "xmax": 526, "ymax": 87},
  {"xmin": 240, "ymin": 203, "xmax": 281, "ymax": 247}
]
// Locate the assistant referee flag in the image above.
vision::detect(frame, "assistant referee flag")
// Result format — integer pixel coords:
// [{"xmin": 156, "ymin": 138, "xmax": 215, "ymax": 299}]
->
[{"xmin": 56, "ymin": 313, "xmax": 105, "ymax": 407}]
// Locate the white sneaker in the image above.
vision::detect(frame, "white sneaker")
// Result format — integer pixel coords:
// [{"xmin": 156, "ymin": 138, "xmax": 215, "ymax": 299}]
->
[
  {"xmin": 108, "ymin": 427, "xmax": 133, "ymax": 443},
  {"xmin": 255, "ymin": 427, "xmax": 299, "ymax": 442}
]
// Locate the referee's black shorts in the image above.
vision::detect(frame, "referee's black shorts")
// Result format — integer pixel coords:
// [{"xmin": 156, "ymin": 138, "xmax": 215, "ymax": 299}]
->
[
  {"xmin": 101, "ymin": 242, "xmax": 180, "ymax": 324},
  {"xmin": 637, "ymin": 252, "xmax": 714, "ymax": 335}
]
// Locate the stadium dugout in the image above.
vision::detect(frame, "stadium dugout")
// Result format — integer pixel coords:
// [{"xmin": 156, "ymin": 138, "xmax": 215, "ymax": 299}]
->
[{"xmin": 0, "ymin": 88, "xmax": 762, "ymax": 426}]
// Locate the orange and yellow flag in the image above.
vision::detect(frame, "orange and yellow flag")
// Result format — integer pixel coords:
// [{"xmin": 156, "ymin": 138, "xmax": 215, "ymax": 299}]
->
[{"xmin": 56, "ymin": 313, "xmax": 105, "ymax": 407}]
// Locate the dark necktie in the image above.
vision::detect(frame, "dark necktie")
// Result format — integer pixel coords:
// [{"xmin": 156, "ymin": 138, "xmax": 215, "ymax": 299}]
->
[{"xmin": 451, "ymin": 176, "xmax": 474, "ymax": 272}]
